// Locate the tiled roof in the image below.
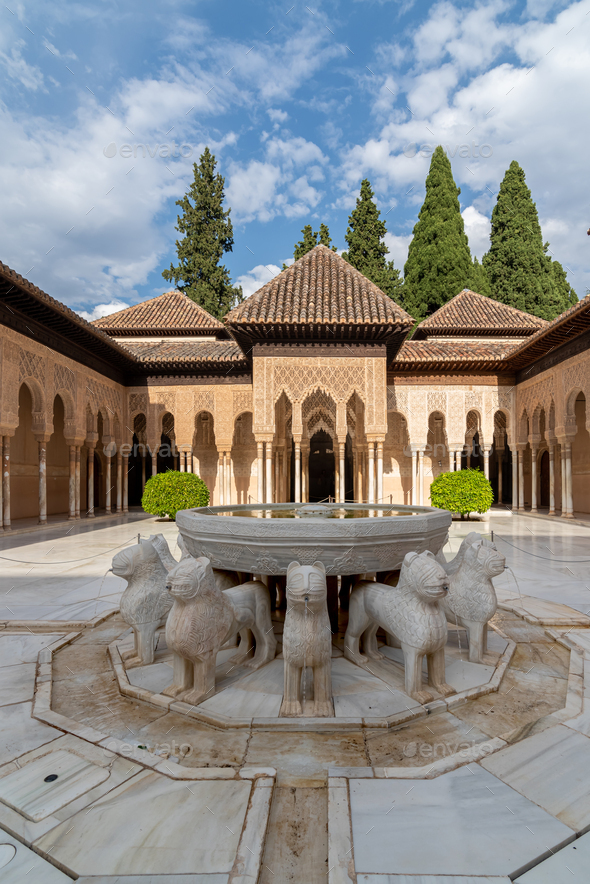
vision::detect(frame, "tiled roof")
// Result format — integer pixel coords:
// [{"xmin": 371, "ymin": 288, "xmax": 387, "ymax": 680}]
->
[
  {"xmin": 121, "ymin": 340, "xmax": 247, "ymax": 367},
  {"xmin": 393, "ymin": 340, "xmax": 519, "ymax": 371},
  {"xmin": 225, "ymin": 245, "xmax": 413, "ymax": 329},
  {"xmin": 505, "ymin": 292, "xmax": 590, "ymax": 370},
  {"xmin": 414, "ymin": 289, "xmax": 548, "ymax": 338},
  {"xmin": 93, "ymin": 290, "xmax": 224, "ymax": 334}
]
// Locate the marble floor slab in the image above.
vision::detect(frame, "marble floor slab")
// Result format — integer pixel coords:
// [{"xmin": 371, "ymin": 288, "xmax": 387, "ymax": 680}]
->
[
  {"xmin": 0, "ymin": 749, "xmax": 110, "ymax": 821},
  {"xmin": 127, "ymin": 662, "xmax": 174, "ymax": 694},
  {"xmin": 443, "ymin": 659, "xmax": 495, "ymax": 692},
  {"xmin": 0, "ymin": 663, "xmax": 36, "ymax": 706},
  {"xmin": 334, "ymin": 689, "xmax": 415, "ymax": 718},
  {"xmin": 349, "ymin": 766, "xmax": 573, "ymax": 878},
  {"xmin": 34, "ymin": 771, "xmax": 252, "ymax": 876},
  {"xmin": 514, "ymin": 830, "xmax": 590, "ymax": 881},
  {"xmin": 0, "ymin": 701, "xmax": 62, "ymax": 766},
  {"xmin": 0, "ymin": 829, "xmax": 73, "ymax": 882},
  {"xmin": 0, "ymin": 633, "xmax": 65, "ymax": 666},
  {"xmin": 481, "ymin": 724, "xmax": 590, "ymax": 832},
  {"xmin": 199, "ymin": 686, "xmax": 282, "ymax": 718},
  {"xmin": 76, "ymin": 877, "xmax": 229, "ymax": 883},
  {"xmin": 357, "ymin": 877, "xmax": 511, "ymax": 883}
]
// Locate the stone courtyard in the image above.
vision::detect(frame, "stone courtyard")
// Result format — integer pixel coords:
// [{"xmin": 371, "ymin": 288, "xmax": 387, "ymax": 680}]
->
[{"xmin": 1, "ymin": 508, "xmax": 590, "ymax": 882}]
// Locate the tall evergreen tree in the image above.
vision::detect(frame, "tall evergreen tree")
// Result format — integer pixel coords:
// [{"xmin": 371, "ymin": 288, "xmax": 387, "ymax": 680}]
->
[
  {"xmin": 342, "ymin": 179, "xmax": 402, "ymax": 300},
  {"xmin": 403, "ymin": 146, "xmax": 474, "ymax": 320},
  {"xmin": 162, "ymin": 147, "xmax": 242, "ymax": 319},
  {"xmin": 471, "ymin": 256, "xmax": 491, "ymax": 297},
  {"xmin": 318, "ymin": 223, "xmax": 336, "ymax": 250},
  {"xmin": 291, "ymin": 222, "xmax": 337, "ymax": 261},
  {"xmin": 482, "ymin": 161, "xmax": 576, "ymax": 320}
]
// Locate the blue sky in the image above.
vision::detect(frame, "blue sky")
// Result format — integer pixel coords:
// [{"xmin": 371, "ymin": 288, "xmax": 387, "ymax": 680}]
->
[{"xmin": 1, "ymin": 0, "xmax": 588, "ymax": 318}]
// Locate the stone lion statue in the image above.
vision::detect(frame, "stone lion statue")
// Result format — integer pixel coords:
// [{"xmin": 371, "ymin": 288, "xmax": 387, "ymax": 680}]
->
[
  {"xmin": 280, "ymin": 561, "xmax": 333, "ymax": 717},
  {"xmin": 344, "ymin": 551, "xmax": 455, "ymax": 705},
  {"xmin": 162, "ymin": 556, "xmax": 276, "ymax": 706},
  {"xmin": 112, "ymin": 538, "xmax": 173, "ymax": 667},
  {"xmin": 438, "ymin": 534, "xmax": 505, "ymax": 663}
]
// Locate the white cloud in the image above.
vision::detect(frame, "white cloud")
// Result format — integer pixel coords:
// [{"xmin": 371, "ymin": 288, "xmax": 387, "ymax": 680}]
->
[
  {"xmin": 0, "ymin": 40, "xmax": 45, "ymax": 91},
  {"xmin": 267, "ymin": 108, "xmax": 289, "ymax": 123},
  {"xmin": 236, "ymin": 263, "xmax": 282, "ymax": 298},
  {"xmin": 462, "ymin": 206, "xmax": 491, "ymax": 260},
  {"xmin": 78, "ymin": 300, "xmax": 130, "ymax": 322},
  {"xmin": 384, "ymin": 232, "xmax": 413, "ymax": 272}
]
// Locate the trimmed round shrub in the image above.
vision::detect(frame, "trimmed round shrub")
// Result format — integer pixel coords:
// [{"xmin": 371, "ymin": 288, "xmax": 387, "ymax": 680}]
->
[
  {"xmin": 141, "ymin": 471, "xmax": 210, "ymax": 520},
  {"xmin": 429, "ymin": 468, "xmax": 493, "ymax": 520}
]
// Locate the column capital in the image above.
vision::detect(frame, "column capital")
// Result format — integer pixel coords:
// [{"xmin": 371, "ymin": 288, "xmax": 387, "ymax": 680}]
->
[{"xmin": 34, "ymin": 434, "xmax": 51, "ymax": 444}]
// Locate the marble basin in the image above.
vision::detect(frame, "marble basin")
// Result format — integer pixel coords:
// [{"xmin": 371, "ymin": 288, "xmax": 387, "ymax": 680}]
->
[{"xmin": 175, "ymin": 503, "xmax": 451, "ymax": 576}]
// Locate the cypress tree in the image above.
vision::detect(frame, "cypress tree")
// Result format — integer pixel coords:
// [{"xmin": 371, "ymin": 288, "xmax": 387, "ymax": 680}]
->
[
  {"xmin": 162, "ymin": 147, "xmax": 242, "ymax": 319},
  {"xmin": 403, "ymin": 146, "xmax": 474, "ymax": 320},
  {"xmin": 482, "ymin": 161, "xmax": 575, "ymax": 320},
  {"xmin": 318, "ymin": 223, "xmax": 336, "ymax": 250},
  {"xmin": 342, "ymin": 179, "xmax": 402, "ymax": 300},
  {"xmin": 471, "ymin": 257, "xmax": 491, "ymax": 297},
  {"xmin": 291, "ymin": 223, "xmax": 337, "ymax": 261}
]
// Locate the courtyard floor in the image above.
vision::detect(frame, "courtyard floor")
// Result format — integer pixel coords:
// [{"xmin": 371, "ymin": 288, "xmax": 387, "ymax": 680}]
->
[{"xmin": 0, "ymin": 510, "xmax": 590, "ymax": 881}]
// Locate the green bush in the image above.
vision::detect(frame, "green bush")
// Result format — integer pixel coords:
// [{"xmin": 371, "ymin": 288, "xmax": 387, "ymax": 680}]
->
[
  {"xmin": 429, "ymin": 468, "xmax": 493, "ymax": 519},
  {"xmin": 141, "ymin": 471, "xmax": 210, "ymax": 520}
]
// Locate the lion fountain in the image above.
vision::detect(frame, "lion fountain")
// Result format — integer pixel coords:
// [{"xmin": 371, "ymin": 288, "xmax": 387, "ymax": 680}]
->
[{"xmin": 344, "ymin": 550, "xmax": 455, "ymax": 704}]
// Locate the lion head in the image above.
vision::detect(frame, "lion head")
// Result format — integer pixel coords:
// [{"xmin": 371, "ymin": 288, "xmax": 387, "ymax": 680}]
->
[
  {"xmin": 112, "ymin": 539, "xmax": 161, "ymax": 580},
  {"xmin": 464, "ymin": 538, "xmax": 505, "ymax": 578},
  {"xmin": 400, "ymin": 550, "xmax": 448, "ymax": 602},
  {"xmin": 166, "ymin": 555, "xmax": 218, "ymax": 601},
  {"xmin": 286, "ymin": 561, "xmax": 327, "ymax": 609}
]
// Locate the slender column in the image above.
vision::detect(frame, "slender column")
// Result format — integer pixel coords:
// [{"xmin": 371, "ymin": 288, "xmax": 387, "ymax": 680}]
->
[
  {"xmin": 0, "ymin": 438, "xmax": 3, "ymax": 528},
  {"xmin": 75, "ymin": 447, "xmax": 81, "ymax": 518},
  {"xmin": 449, "ymin": 447, "xmax": 455, "ymax": 471},
  {"xmin": 116, "ymin": 451, "xmax": 123, "ymax": 514},
  {"xmin": 376, "ymin": 441, "xmax": 383, "ymax": 505},
  {"xmin": 511, "ymin": 450, "xmax": 518, "ymax": 511},
  {"xmin": 294, "ymin": 441, "xmax": 301, "ymax": 503},
  {"xmin": 339, "ymin": 442, "xmax": 346, "ymax": 503},
  {"xmin": 274, "ymin": 451, "xmax": 279, "ymax": 503},
  {"xmin": 411, "ymin": 449, "xmax": 417, "ymax": 505},
  {"xmin": 38, "ymin": 440, "xmax": 47, "ymax": 524},
  {"xmin": 87, "ymin": 448, "xmax": 95, "ymax": 517},
  {"xmin": 530, "ymin": 446, "xmax": 538, "ymax": 513},
  {"xmin": 68, "ymin": 445, "xmax": 76, "ymax": 520},
  {"xmin": 180, "ymin": 451, "xmax": 185, "ymax": 472},
  {"xmin": 518, "ymin": 449, "xmax": 525, "ymax": 511},
  {"xmin": 218, "ymin": 452, "xmax": 225, "ymax": 506},
  {"xmin": 2, "ymin": 437, "xmax": 9, "ymax": 530},
  {"xmin": 418, "ymin": 449, "xmax": 424, "ymax": 506},
  {"xmin": 368, "ymin": 443, "xmax": 375, "ymax": 505},
  {"xmin": 302, "ymin": 446, "xmax": 308, "ymax": 503},
  {"xmin": 483, "ymin": 447, "xmax": 490, "ymax": 481},
  {"xmin": 356, "ymin": 448, "xmax": 363, "ymax": 502},
  {"xmin": 257, "ymin": 442, "xmax": 264, "ymax": 504},
  {"xmin": 565, "ymin": 441, "xmax": 574, "ymax": 518},
  {"xmin": 548, "ymin": 445, "xmax": 555, "ymax": 516},
  {"xmin": 455, "ymin": 450, "xmax": 461, "ymax": 471},
  {"xmin": 105, "ymin": 453, "xmax": 112, "ymax": 513},
  {"xmin": 141, "ymin": 451, "xmax": 146, "ymax": 491},
  {"xmin": 497, "ymin": 454, "xmax": 503, "ymax": 504},
  {"xmin": 123, "ymin": 454, "xmax": 129, "ymax": 513},
  {"xmin": 265, "ymin": 442, "xmax": 273, "ymax": 505},
  {"xmin": 225, "ymin": 452, "xmax": 231, "ymax": 506}
]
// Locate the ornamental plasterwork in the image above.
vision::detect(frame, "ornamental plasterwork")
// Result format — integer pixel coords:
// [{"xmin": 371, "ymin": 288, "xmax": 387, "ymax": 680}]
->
[
  {"xmin": 233, "ymin": 389, "xmax": 253, "ymax": 417},
  {"xmin": 18, "ymin": 347, "xmax": 44, "ymax": 383},
  {"xmin": 129, "ymin": 392, "xmax": 148, "ymax": 417},
  {"xmin": 54, "ymin": 363, "xmax": 76, "ymax": 398}
]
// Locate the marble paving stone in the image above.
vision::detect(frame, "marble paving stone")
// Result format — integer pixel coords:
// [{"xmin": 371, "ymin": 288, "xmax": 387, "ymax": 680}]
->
[
  {"xmin": 332, "ymin": 657, "xmax": 395, "ymax": 694},
  {"xmin": 507, "ymin": 596, "xmax": 590, "ymax": 625},
  {"xmin": 0, "ymin": 663, "xmax": 36, "ymax": 706},
  {"xmin": 231, "ymin": 657, "xmax": 284, "ymax": 694},
  {"xmin": 481, "ymin": 724, "xmax": 590, "ymax": 832},
  {"xmin": 508, "ymin": 641, "xmax": 570, "ymax": 680},
  {"xmin": 566, "ymin": 629, "xmax": 590, "ymax": 655},
  {"xmin": 34, "ymin": 771, "xmax": 252, "ymax": 876},
  {"xmin": 349, "ymin": 766, "xmax": 574, "ymax": 878},
  {"xmin": 357, "ymin": 877, "xmax": 511, "ymax": 883},
  {"xmin": 334, "ymin": 689, "xmax": 416, "ymax": 718},
  {"xmin": 76, "ymin": 877, "xmax": 229, "ymax": 883},
  {"xmin": 199, "ymin": 686, "xmax": 282, "ymax": 718},
  {"xmin": 246, "ymin": 731, "xmax": 367, "ymax": 786},
  {"xmin": 443, "ymin": 659, "xmax": 495, "ymax": 692},
  {"xmin": 0, "ymin": 633, "xmax": 65, "ymax": 666},
  {"xmin": 0, "ymin": 749, "xmax": 110, "ymax": 821},
  {"xmin": 0, "ymin": 829, "xmax": 73, "ymax": 882},
  {"xmin": 514, "ymin": 830, "xmax": 590, "ymax": 881},
  {"xmin": 126, "ymin": 662, "xmax": 173, "ymax": 694},
  {"xmin": 0, "ymin": 701, "xmax": 62, "ymax": 766}
]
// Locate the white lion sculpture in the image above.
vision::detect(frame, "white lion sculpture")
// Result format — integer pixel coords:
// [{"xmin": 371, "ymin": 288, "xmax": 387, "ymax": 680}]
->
[
  {"xmin": 344, "ymin": 551, "xmax": 455, "ymax": 705},
  {"xmin": 280, "ymin": 561, "xmax": 333, "ymax": 717},
  {"xmin": 163, "ymin": 556, "xmax": 276, "ymax": 706},
  {"xmin": 112, "ymin": 538, "xmax": 173, "ymax": 667},
  {"xmin": 437, "ymin": 534, "xmax": 505, "ymax": 663}
]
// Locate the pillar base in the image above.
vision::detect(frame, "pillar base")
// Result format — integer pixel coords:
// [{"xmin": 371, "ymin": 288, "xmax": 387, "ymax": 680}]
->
[{"xmin": 548, "ymin": 509, "xmax": 555, "ymax": 516}]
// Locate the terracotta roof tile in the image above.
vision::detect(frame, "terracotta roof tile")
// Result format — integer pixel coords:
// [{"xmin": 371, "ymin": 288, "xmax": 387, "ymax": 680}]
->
[
  {"xmin": 225, "ymin": 244, "xmax": 413, "ymax": 328},
  {"xmin": 93, "ymin": 290, "xmax": 223, "ymax": 334},
  {"xmin": 415, "ymin": 289, "xmax": 548, "ymax": 338},
  {"xmin": 121, "ymin": 340, "xmax": 247, "ymax": 367},
  {"xmin": 393, "ymin": 339, "xmax": 519, "ymax": 370}
]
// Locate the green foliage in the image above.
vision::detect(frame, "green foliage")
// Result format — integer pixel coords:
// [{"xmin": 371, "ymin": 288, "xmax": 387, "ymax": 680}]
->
[
  {"xmin": 482, "ymin": 161, "xmax": 576, "ymax": 321},
  {"xmin": 403, "ymin": 147, "xmax": 474, "ymax": 321},
  {"xmin": 471, "ymin": 256, "xmax": 491, "ymax": 297},
  {"xmin": 341, "ymin": 179, "xmax": 403, "ymax": 300},
  {"xmin": 291, "ymin": 223, "xmax": 337, "ymax": 262},
  {"xmin": 429, "ymin": 468, "xmax": 493, "ymax": 519},
  {"xmin": 141, "ymin": 471, "xmax": 210, "ymax": 520},
  {"xmin": 162, "ymin": 147, "xmax": 242, "ymax": 319}
]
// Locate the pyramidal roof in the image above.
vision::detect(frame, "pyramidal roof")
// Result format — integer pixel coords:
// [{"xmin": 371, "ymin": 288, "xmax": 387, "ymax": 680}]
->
[
  {"xmin": 225, "ymin": 244, "xmax": 413, "ymax": 333},
  {"xmin": 414, "ymin": 289, "xmax": 548, "ymax": 339},
  {"xmin": 93, "ymin": 290, "xmax": 224, "ymax": 336}
]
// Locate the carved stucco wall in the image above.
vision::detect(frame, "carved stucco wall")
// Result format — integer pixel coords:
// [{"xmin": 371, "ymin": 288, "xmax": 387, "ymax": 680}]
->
[
  {"xmin": 253, "ymin": 356, "xmax": 387, "ymax": 437},
  {"xmin": 516, "ymin": 349, "xmax": 590, "ymax": 440}
]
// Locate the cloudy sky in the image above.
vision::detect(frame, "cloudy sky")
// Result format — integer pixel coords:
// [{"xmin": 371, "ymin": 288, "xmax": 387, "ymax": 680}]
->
[{"xmin": 1, "ymin": 0, "xmax": 588, "ymax": 319}]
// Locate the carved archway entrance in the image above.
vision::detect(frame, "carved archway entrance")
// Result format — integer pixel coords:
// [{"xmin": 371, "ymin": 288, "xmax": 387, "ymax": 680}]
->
[{"xmin": 308, "ymin": 430, "xmax": 335, "ymax": 502}]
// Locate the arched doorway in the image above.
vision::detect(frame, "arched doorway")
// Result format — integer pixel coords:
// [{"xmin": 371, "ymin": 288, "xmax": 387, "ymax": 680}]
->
[
  {"xmin": 47, "ymin": 395, "xmax": 69, "ymax": 516},
  {"xmin": 12, "ymin": 384, "xmax": 39, "ymax": 520},
  {"xmin": 540, "ymin": 450, "xmax": 550, "ymax": 508},
  {"xmin": 157, "ymin": 412, "xmax": 176, "ymax": 472},
  {"xmin": 307, "ymin": 430, "xmax": 335, "ymax": 502}
]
